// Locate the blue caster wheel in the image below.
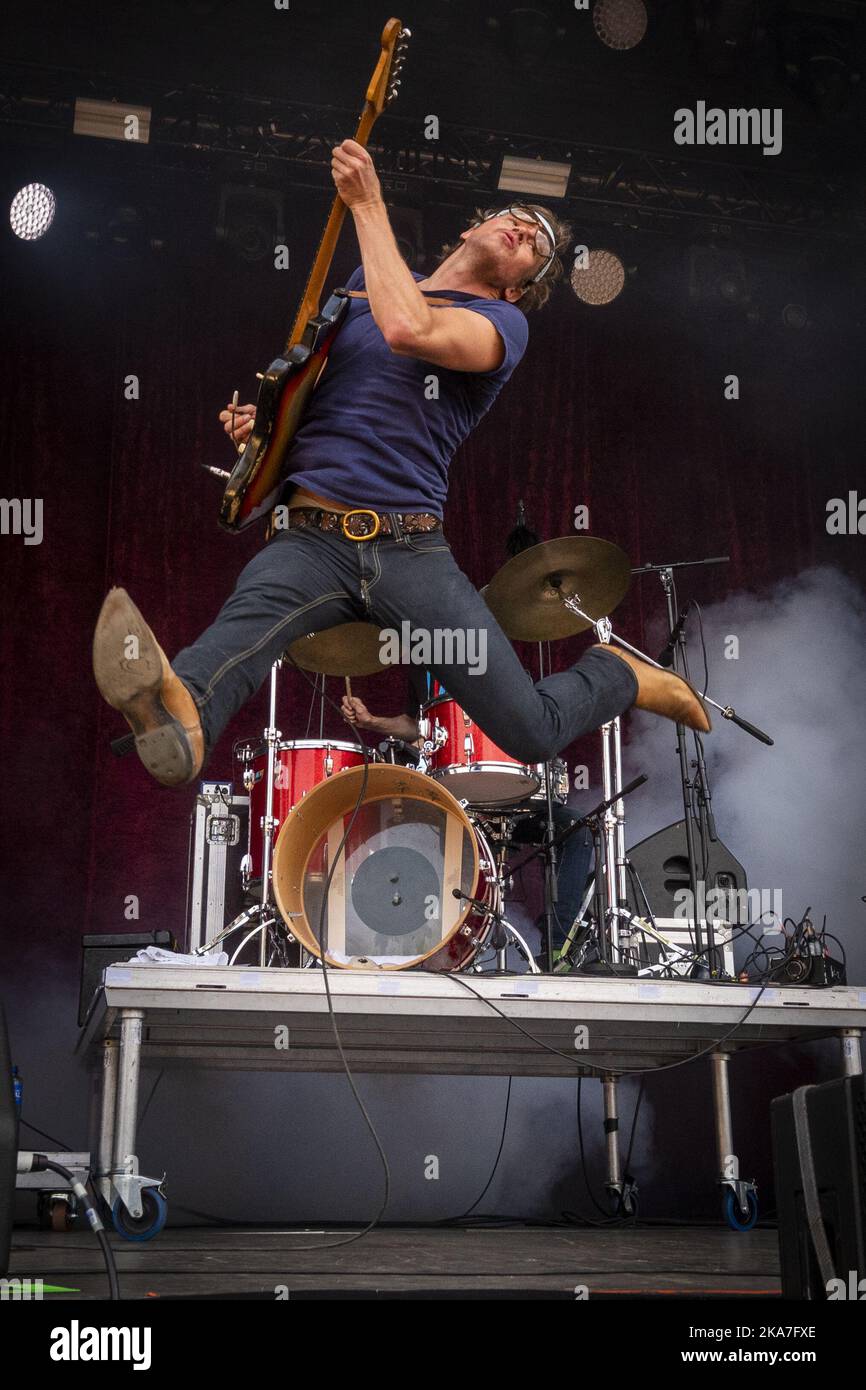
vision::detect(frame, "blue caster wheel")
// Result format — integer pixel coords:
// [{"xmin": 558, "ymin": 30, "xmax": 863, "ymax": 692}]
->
[
  {"xmin": 111, "ymin": 1188, "xmax": 167, "ymax": 1242},
  {"xmin": 723, "ymin": 1188, "xmax": 758, "ymax": 1231}
]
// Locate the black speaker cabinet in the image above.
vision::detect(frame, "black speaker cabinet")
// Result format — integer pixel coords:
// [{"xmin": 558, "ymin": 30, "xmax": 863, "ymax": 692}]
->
[
  {"xmin": 772, "ymin": 1074, "xmax": 866, "ymax": 1299},
  {"xmin": 0, "ymin": 1003, "xmax": 17, "ymax": 1276},
  {"xmin": 625, "ymin": 819, "xmax": 748, "ymax": 920}
]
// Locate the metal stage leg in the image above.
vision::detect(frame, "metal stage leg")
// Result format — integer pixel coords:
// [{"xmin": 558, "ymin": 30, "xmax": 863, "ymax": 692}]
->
[
  {"xmin": 95, "ymin": 1039, "xmax": 118, "ymax": 1208},
  {"xmin": 112, "ymin": 1008, "xmax": 145, "ymax": 1218},
  {"xmin": 711, "ymin": 1049, "xmax": 756, "ymax": 1226},
  {"xmin": 601, "ymin": 1074, "xmax": 622, "ymax": 1210},
  {"xmin": 839, "ymin": 1027, "xmax": 863, "ymax": 1076},
  {"xmin": 711, "ymin": 1050, "xmax": 734, "ymax": 1177}
]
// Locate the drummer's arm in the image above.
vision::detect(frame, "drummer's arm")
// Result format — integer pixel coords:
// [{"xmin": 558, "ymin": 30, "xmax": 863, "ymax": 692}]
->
[
  {"xmin": 369, "ymin": 714, "xmax": 422, "ymax": 741},
  {"xmin": 341, "ymin": 695, "xmax": 420, "ymax": 742}
]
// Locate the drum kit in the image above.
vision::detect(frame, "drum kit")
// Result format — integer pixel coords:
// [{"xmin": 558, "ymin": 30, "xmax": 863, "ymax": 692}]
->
[{"xmin": 195, "ymin": 535, "xmax": 769, "ymax": 977}]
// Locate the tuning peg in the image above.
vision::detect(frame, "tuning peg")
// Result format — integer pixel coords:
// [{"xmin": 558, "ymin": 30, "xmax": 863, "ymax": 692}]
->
[{"xmin": 402, "ymin": 27, "xmax": 411, "ymax": 38}]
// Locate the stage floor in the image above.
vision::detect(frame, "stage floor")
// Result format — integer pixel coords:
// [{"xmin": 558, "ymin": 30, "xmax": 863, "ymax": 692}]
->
[{"xmin": 8, "ymin": 1224, "xmax": 782, "ymax": 1300}]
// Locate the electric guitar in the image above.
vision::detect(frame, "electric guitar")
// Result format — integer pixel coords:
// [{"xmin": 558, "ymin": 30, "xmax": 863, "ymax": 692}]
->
[{"xmin": 218, "ymin": 18, "xmax": 411, "ymax": 531}]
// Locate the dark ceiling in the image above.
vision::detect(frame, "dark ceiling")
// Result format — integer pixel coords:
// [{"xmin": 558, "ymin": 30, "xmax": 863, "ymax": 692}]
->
[
  {"xmin": 4, "ymin": 0, "xmax": 866, "ymax": 164},
  {"xmin": 2, "ymin": 0, "xmax": 865, "ymax": 284}
]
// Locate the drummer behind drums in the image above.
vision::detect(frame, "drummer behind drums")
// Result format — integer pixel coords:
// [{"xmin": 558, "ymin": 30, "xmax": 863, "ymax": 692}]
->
[{"xmin": 341, "ymin": 671, "xmax": 592, "ymax": 968}]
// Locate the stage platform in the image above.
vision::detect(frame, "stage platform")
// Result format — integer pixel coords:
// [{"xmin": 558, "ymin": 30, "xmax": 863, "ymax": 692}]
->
[
  {"xmin": 77, "ymin": 964, "xmax": 866, "ymax": 1076},
  {"xmin": 7, "ymin": 1224, "xmax": 783, "ymax": 1300},
  {"xmin": 66, "ymin": 965, "xmax": 864, "ymax": 1243}
]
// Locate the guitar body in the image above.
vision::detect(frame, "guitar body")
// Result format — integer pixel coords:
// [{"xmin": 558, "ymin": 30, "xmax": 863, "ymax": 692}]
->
[
  {"xmin": 216, "ymin": 17, "xmax": 411, "ymax": 533},
  {"xmin": 219, "ymin": 291, "xmax": 350, "ymax": 530}
]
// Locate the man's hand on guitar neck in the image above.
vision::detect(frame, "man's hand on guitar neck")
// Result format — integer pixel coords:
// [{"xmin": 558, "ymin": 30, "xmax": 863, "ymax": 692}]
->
[
  {"xmin": 331, "ymin": 139, "xmax": 383, "ymax": 211},
  {"xmin": 219, "ymin": 402, "xmax": 256, "ymax": 449}
]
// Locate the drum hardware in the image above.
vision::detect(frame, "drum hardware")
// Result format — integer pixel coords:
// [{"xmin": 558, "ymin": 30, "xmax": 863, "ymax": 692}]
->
[
  {"xmin": 451, "ymin": 887, "xmax": 541, "ymax": 975},
  {"xmin": 510, "ymin": 774, "xmax": 647, "ymax": 975},
  {"xmin": 196, "ymin": 660, "xmax": 301, "ymax": 967},
  {"xmin": 378, "ymin": 736, "xmax": 422, "ymax": 768}
]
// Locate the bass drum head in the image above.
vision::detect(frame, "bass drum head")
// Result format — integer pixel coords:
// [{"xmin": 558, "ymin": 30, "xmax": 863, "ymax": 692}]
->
[{"xmin": 272, "ymin": 764, "xmax": 480, "ymax": 970}]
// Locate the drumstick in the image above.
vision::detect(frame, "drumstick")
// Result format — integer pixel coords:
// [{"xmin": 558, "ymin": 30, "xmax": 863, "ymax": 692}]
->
[
  {"xmin": 344, "ymin": 677, "xmax": 353, "ymax": 700},
  {"xmin": 229, "ymin": 389, "xmax": 242, "ymax": 452}
]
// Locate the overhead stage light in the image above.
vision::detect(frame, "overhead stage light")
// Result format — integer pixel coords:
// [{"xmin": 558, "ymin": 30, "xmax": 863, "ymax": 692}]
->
[
  {"xmin": 73, "ymin": 97, "xmax": 151, "ymax": 144},
  {"xmin": 497, "ymin": 156, "xmax": 571, "ymax": 200},
  {"xmin": 593, "ymin": 0, "xmax": 648, "ymax": 51},
  {"xmin": 571, "ymin": 248, "xmax": 626, "ymax": 305},
  {"xmin": 10, "ymin": 183, "xmax": 56, "ymax": 241}
]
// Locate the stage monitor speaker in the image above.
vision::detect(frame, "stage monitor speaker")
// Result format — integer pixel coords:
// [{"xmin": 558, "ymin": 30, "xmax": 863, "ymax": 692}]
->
[
  {"xmin": 0, "ymin": 1002, "xmax": 17, "ymax": 1276},
  {"xmin": 625, "ymin": 820, "xmax": 748, "ymax": 922},
  {"xmin": 772, "ymin": 1074, "xmax": 866, "ymax": 1299}
]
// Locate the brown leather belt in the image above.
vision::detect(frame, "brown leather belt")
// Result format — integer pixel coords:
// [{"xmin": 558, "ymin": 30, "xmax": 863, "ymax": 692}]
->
[{"xmin": 284, "ymin": 507, "xmax": 442, "ymax": 541}]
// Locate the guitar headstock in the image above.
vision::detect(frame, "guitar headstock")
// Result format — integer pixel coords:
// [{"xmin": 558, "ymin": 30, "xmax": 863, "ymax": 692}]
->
[{"xmin": 366, "ymin": 18, "xmax": 411, "ymax": 114}]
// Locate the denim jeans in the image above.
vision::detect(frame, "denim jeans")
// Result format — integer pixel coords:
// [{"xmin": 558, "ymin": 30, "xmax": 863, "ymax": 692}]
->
[{"xmin": 172, "ymin": 525, "xmax": 638, "ymax": 761}]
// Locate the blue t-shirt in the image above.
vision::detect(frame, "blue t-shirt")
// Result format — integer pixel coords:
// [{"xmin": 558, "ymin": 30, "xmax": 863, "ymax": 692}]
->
[{"xmin": 284, "ymin": 266, "xmax": 529, "ymax": 517}]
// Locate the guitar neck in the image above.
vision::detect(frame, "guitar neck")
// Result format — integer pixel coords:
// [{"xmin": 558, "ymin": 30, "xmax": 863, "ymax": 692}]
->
[{"xmin": 283, "ymin": 103, "xmax": 380, "ymax": 355}]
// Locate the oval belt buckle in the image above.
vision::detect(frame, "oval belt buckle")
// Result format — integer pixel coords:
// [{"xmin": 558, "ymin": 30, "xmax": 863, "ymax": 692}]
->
[{"xmin": 341, "ymin": 509, "xmax": 381, "ymax": 541}]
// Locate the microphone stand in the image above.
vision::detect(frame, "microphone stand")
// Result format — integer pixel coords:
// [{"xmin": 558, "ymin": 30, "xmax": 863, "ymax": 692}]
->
[{"xmin": 632, "ymin": 558, "xmax": 728, "ymax": 971}]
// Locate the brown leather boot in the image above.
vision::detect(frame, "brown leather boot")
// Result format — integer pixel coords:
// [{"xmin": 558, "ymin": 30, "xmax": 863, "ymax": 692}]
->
[
  {"xmin": 593, "ymin": 644, "xmax": 712, "ymax": 733},
  {"xmin": 93, "ymin": 588, "xmax": 205, "ymax": 786}
]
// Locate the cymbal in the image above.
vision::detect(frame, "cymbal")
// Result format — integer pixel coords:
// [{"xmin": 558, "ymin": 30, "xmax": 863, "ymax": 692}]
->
[
  {"xmin": 288, "ymin": 623, "xmax": 387, "ymax": 677},
  {"xmin": 483, "ymin": 536, "xmax": 631, "ymax": 642}
]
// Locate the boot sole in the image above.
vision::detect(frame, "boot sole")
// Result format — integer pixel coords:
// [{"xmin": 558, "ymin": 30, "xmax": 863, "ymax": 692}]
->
[{"xmin": 93, "ymin": 589, "xmax": 196, "ymax": 785}]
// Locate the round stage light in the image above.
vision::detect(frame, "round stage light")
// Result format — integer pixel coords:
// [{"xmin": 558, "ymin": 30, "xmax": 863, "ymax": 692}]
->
[
  {"xmin": 571, "ymin": 248, "xmax": 627, "ymax": 306},
  {"xmin": 593, "ymin": 0, "xmax": 648, "ymax": 51},
  {"xmin": 10, "ymin": 183, "xmax": 56, "ymax": 241}
]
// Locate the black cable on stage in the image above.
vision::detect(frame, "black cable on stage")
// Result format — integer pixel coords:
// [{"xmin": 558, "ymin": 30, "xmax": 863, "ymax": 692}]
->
[
  {"xmin": 17, "ymin": 1154, "xmax": 119, "ymax": 1300},
  {"xmin": 577, "ymin": 1076, "xmax": 614, "ymax": 1221},
  {"xmin": 616, "ymin": 1076, "xmax": 644, "ymax": 1217},
  {"xmin": 18, "ymin": 1116, "xmax": 71, "ymax": 1151},
  {"xmin": 436, "ymin": 1075, "xmax": 513, "ymax": 1223},
  {"xmin": 443, "ymin": 961, "xmax": 773, "ymax": 1080}
]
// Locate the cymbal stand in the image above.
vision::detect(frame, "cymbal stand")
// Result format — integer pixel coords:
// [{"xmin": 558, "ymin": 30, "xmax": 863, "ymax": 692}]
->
[
  {"xmin": 589, "ymin": 616, "xmax": 630, "ymax": 963},
  {"xmin": 535, "ymin": 638, "xmax": 559, "ymax": 973}
]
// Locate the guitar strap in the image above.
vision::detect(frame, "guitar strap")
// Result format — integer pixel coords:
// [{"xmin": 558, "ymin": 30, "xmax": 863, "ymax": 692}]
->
[{"xmin": 344, "ymin": 289, "xmax": 460, "ymax": 307}]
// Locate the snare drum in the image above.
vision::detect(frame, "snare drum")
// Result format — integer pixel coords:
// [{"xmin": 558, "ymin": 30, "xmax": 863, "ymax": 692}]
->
[
  {"xmin": 419, "ymin": 695, "xmax": 541, "ymax": 808},
  {"xmin": 238, "ymin": 739, "xmax": 367, "ymax": 882}
]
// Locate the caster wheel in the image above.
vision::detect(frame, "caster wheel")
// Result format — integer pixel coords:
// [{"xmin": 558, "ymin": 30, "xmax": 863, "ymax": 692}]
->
[
  {"xmin": 111, "ymin": 1189, "xmax": 167, "ymax": 1242},
  {"xmin": 50, "ymin": 1197, "xmax": 75, "ymax": 1232},
  {"xmin": 723, "ymin": 1188, "xmax": 758, "ymax": 1231}
]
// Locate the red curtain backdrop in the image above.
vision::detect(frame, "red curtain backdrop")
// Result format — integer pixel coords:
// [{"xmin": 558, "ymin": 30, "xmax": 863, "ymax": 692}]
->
[{"xmin": 2, "ymin": 204, "xmax": 863, "ymax": 982}]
